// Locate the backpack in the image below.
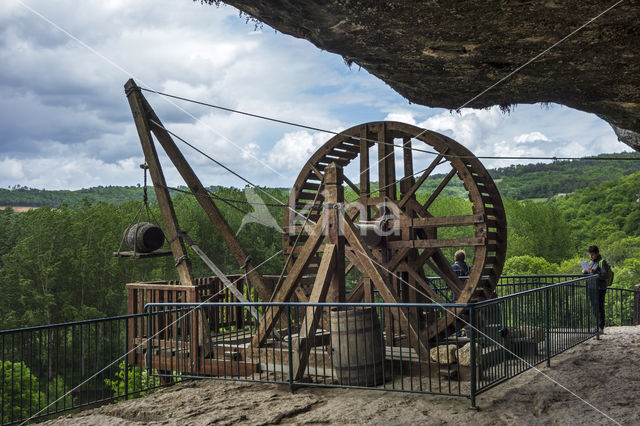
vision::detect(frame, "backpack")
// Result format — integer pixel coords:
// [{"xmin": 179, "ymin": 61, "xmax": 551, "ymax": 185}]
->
[{"xmin": 602, "ymin": 258, "xmax": 614, "ymax": 287}]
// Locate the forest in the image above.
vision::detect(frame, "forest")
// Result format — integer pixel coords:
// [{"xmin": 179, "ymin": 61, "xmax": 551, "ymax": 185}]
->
[
  {"xmin": 1, "ymin": 152, "xmax": 638, "ymax": 207},
  {"xmin": 1, "ymin": 162, "xmax": 640, "ymax": 330}
]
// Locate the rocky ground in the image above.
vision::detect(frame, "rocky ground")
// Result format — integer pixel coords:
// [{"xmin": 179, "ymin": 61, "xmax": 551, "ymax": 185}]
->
[{"xmin": 44, "ymin": 326, "xmax": 640, "ymax": 425}]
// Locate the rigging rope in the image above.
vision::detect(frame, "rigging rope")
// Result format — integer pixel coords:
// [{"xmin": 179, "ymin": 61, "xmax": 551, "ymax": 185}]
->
[{"xmin": 142, "ymin": 88, "xmax": 639, "ymax": 163}]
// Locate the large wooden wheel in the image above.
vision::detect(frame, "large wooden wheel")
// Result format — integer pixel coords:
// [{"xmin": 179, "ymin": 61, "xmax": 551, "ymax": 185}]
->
[{"xmin": 283, "ymin": 121, "xmax": 506, "ymax": 339}]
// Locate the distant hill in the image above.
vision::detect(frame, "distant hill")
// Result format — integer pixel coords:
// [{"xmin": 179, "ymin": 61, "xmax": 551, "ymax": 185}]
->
[
  {"xmin": 1, "ymin": 152, "xmax": 639, "ymax": 206},
  {"xmin": 0, "ymin": 185, "xmax": 153, "ymax": 208},
  {"xmin": 489, "ymin": 152, "xmax": 640, "ymax": 199},
  {"xmin": 418, "ymin": 152, "xmax": 640, "ymax": 200}
]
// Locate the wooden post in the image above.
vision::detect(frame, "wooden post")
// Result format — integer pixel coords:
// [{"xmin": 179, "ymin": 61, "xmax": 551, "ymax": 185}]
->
[
  {"xmin": 359, "ymin": 125, "xmax": 370, "ymax": 220},
  {"xmin": 324, "ymin": 163, "xmax": 346, "ymax": 303},
  {"xmin": 125, "ymin": 79, "xmax": 194, "ymax": 287}
]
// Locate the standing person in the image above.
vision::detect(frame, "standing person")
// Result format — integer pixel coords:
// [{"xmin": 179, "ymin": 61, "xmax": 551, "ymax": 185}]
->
[
  {"xmin": 452, "ymin": 249, "xmax": 470, "ymax": 278},
  {"xmin": 581, "ymin": 245, "xmax": 608, "ymax": 334},
  {"xmin": 451, "ymin": 250, "xmax": 470, "ymax": 336}
]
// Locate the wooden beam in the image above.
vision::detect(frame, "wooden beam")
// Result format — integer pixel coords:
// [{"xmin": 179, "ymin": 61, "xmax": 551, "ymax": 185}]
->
[
  {"xmin": 292, "ymin": 244, "xmax": 337, "ymax": 380},
  {"xmin": 179, "ymin": 233, "xmax": 259, "ymax": 320},
  {"xmin": 404, "ymin": 266, "xmax": 445, "ymax": 304},
  {"xmin": 400, "ymin": 136, "xmax": 414, "ymax": 197},
  {"xmin": 138, "ymin": 92, "xmax": 272, "ymax": 300},
  {"xmin": 124, "ymin": 79, "xmax": 194, "ymax": 286},
  {"xmin": 387, "ymin": 237, "xmax": 486, "ymax": 249},
  {"xmin": 420, "ymin": 168, "xmax": 457, "ymax": 213},
  {"xmin": 342, "ymin": 214, "xmax": 431, "ymax": 359},
  {"xmin": 392, "ymin": 214, "xmax": 486, "ymax": 229},
  {"xmin": 359, "ymin": 126, "xmax": 370, "ymax": 202},
  {"xmin": 343, "ymin": 174, "xmax": 360, "ymax": 195},
  {"xmin": 398, "ymin": 151, "xmax": 446, "ymax": 209},
  {"xmin": 323, "ymin": 163, "xmax": 346, "ymax": 303},
  {"xmin": 251, "ymin": 216, "xmax": 325, "ymax": 348}
]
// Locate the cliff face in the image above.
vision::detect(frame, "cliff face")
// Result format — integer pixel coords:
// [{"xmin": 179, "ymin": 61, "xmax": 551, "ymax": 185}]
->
[{"xmin": 216, "ymin": 0, "xmax": 640, "ymax": 150}]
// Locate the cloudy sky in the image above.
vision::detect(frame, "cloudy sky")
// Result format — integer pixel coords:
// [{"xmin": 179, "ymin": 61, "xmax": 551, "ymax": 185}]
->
[{"xmin": 0, "ymin": 0, "xmax": 630, "ymax": 190}]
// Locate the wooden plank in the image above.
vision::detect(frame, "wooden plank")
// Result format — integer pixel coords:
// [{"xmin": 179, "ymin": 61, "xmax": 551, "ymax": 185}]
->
[
  {"xmin": 124, "ymin": 79, "xmax": 194, "ymax": 286},
  {"xmin": 151, "ymin": 356, "xmax": 259, "ymax": 377},
  {"xmin": 387, "ymin": 237, "xmax": 486, "ymax": 249},
  {"xmin": 113, "ymin": 249, "xmax": 173, "ymax": 258},
  {"xmin": 393, "ymin": 214, "xmax": 485, "ymax": 228}
]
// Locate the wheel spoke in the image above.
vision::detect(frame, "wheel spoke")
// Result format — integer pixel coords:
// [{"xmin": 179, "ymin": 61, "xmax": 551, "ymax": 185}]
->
[
  {"xmin": 398, "ymin": 150, "xmax": 447, "ymax": 208},
  {"xmin": 419, "ymin": 167, "xmax": 457, "ymax": 214},
  {"xmin": 284, "ymin": 121, "xmax": 507, "ymax": 345}
]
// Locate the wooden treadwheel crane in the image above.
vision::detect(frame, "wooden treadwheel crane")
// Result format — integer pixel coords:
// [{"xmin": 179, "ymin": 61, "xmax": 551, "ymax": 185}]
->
[{"xmin": 124, "ymin": 79, "xmax": 507, "ymax": 380}]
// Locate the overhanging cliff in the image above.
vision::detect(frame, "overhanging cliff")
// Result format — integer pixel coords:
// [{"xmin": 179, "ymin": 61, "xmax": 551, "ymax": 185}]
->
[{"xmin": 210, "ymin": 1, "xmax": 640, "ymax": 149}]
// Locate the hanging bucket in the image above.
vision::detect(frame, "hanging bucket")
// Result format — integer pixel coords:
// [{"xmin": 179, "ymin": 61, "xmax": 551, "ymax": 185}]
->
[
  {"xmin": 330, "ymin": 306, "xmax": 385, "ymax": 386},
  {"xmin": 123, "ymin": 222, "xmax": 165, "ymax": 253}
]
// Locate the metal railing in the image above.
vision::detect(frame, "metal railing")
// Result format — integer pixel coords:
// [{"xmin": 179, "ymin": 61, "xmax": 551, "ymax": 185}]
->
[
  {"xmin": 0, "ymin": 314, "xmax": 150, "ymax": 425},
  {"xmin": 468, "ymin": 277, "xmax": 598, "ymax": 405},
  {"xmin": 1, "ymin": 275, "xmax": 638, "ymax": 424}
]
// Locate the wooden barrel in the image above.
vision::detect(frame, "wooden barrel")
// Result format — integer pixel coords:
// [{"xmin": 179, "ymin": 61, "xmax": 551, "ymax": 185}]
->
[
  {"xmin": 123, "ymin": 222, "xmax": 165, "ymax": 253},
  {"xmin": 330, "ymin": 306, "xmax": 385, "ymax": 386}
]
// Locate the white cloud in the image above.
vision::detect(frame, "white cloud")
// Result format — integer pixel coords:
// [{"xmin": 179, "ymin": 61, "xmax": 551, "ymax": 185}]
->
[
  {"xmin": 266, "ymin": 131, "xmax": 327, "ymax": 173},
  {"xmin": 0, "ymin": 1, "xmax": 629, "ymax": 190},
  {"xmin": 514, "ymin": 131, "xmax": 551, "ymax": 144}
]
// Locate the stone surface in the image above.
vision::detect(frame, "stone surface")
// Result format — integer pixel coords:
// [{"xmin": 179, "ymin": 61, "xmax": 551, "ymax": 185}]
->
[
  {"xmin": 430, "ymin": 343, "xmax": 458, "ymax": 364},
  {"xmin": 456, "ymin": 342, "xmax": 478, "ymax": 367},
  {"xmin": 215, "ymin": 1, "xmax": 640, "ymax": 150}
]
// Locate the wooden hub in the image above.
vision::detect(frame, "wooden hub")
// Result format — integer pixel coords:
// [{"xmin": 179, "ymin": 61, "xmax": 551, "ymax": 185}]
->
[{"xmin": 283, "ymin": 121, "xmax": 507, "ymax": 340}]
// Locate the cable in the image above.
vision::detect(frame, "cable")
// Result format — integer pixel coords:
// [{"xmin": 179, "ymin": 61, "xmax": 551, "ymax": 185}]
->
[
  {"xmin": 148, "ymin": 120, "xmax": 319, "ymax": 227},
  {"xmin": 456, "ymin": 0, "xmax": 626, "ymax": 111},
  {"xmin": 19, "ymin": 247, "xmax": 283, "ymax": 426},
  {"xmin": 144, "ymin": 90, "xmax": 639, "ymax": 163}
]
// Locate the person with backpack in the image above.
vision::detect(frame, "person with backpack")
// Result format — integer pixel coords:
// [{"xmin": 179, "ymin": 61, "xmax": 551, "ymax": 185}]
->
[
  {"xmin": 452, "ymin": 249, "xmax": 470, "ymax": 278},
  {"xmin": 581, "ymin": 245, "xmax": 610, "ymax": 334}
]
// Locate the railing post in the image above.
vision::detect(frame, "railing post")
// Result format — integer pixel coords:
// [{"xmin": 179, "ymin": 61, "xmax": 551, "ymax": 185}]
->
[
  {"xmin": 146, "ymin": 306, "xmax": 152, "ymax": 386},
  {"xmin": 124, "ymin": 324, "xmax": 129, "ymax": 400},
  {"xmin": 286, "ymin": 304, "xmax": 294, "ymax": 392},
  {"xmin": 545, "ymin": 288, "xmax": 551, "ymax": 367},
  {"xmin": 469, "ymin": 304, "xmax": 477, "ymax": 410},
  {"xmin": 634, "ymin": 285, "xmax": 640, "ymax": 326}
]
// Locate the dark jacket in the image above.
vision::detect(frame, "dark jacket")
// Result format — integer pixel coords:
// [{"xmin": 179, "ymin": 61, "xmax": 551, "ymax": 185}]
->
[
  {"xmin": 452, "ymin": 260, "xmax": 470, "ymax": 277},
  {"xmin": 588, "ymin": 254, "xmax": 608, "ymax": 290}
]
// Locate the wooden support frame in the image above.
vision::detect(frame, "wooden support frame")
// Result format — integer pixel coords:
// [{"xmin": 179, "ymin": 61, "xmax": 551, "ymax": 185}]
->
[
  {"xmin": 125, "ymin": 79, "xmax": 272, "ymax": 301},
  {"xmin": 125, "ymin": 80, "xmax": 194, "ymax": 287}
]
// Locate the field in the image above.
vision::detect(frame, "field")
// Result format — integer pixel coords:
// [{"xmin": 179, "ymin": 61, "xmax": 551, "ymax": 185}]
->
[{"xmin": 0, "ymin": 206, "xmax": 37, "ymax": 212}]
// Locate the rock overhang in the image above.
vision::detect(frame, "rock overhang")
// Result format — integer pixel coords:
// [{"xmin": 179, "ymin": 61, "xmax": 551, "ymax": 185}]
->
[{"xmin": 209, "ymin": 0, "xmax": 640, "ymax": 150}]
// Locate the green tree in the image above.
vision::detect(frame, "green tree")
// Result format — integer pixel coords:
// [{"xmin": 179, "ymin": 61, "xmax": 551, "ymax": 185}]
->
[
  {"xmin": 2, "ymin": 361, "xmax": 46, "ymax": 424},
  {"xmin": 503, "ymin": 255, "xmax": 559, "ymax": 275},
  {"xmin": 104, "ymin": 361, "xmax": 160, "ymax": 398}
]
